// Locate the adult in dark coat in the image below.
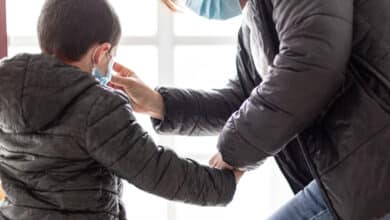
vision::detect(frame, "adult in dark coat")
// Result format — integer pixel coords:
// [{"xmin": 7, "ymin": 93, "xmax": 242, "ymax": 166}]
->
[{"xmin": 112, "ymin": 0, "xmax": 390, "ymax": 219}]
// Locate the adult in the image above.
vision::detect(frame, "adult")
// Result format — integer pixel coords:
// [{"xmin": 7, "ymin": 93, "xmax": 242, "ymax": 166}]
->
[{"xmin": 111, "ymin": 0, "xmax": 390, "ymax": 219}]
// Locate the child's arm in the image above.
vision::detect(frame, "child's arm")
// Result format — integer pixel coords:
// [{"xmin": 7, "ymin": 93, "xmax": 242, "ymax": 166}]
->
[{"xmin": 84, "ymin": 91, "xmax": 237, "ymax": 206}]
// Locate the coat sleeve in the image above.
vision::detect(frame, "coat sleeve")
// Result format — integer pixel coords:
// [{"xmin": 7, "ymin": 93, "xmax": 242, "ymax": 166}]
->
[
  {"xmin": 152, "ymin": 30, "xmax": 251, "ymax": 136},
  {"xmin": 217, "ymin": 0, "xmax": 353, "ymax": 169},
  {"xmin": 84, "ymin": 91, "xmax": 236, "ymax": 206}
]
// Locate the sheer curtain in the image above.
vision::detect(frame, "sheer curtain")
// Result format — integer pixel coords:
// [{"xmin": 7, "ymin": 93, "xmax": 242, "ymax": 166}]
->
[{"xmin": 5, "ymin": 1, "xmax": 294, "ymax": 219}]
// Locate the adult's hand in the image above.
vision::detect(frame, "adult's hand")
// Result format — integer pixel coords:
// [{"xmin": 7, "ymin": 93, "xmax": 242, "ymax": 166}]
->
[
  {"xmin": 209, "ymin": 153, "xmax": 244, "ymax": 183},
  {"xmin": 233, "ymin": 170, "xmax": 244, "ymax": 184},
  {"xmin": 109, "ymin": 63, "xmax": 164, "ymax": 120},
  {"xmin": 239, "ymin": 0, "xmax": 248, "ymax": 8},
  {"xmin": 209, "ymin": 152, "xmax": 234, "ymax": 170}
]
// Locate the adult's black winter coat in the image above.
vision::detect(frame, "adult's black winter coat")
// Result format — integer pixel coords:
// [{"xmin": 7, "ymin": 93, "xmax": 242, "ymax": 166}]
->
[{"xmin": 152, "ymin": 0, "xmax": 390, "ymax": 219}]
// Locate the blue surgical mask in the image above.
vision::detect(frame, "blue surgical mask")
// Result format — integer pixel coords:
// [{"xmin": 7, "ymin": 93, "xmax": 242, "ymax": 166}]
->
[
  {"xmin": 92, "ymin": 59, "xmax": 114, "ymax": 86},
  {"xmin": 185, "ymin": 0, "xmax": 242, "ymax": 20}
]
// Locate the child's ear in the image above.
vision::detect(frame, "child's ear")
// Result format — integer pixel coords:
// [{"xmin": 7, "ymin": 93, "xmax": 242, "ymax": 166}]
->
[{"xmin": 92, "ymin": 43, "xmax": 112, "ymax": 65}]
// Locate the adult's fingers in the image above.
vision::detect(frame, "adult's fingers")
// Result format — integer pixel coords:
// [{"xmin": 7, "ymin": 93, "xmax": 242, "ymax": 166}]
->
[
  {"xmin": 233, "ymin": 170, "xmax": 244, "ymax": 183},
  {"xmin": 223, "ymin": 163, "xmax": 234, "ymax": 170},
  {"xmin": 216, "ymin": 162, "xmax": 224, "ymax": 170},
  {"xmin": 209, "ymin": 154, "xmax": 219, "ymax": 167},
  {"xmin": 111, "ymin": 75, "xmax": 131, "ymax": 86},
  {"xmin": 113, "ymin": 62, "xmax": 136, "ymax": 77},
  {"xmin": 107, "ymin": 82, "xmax": 125, "ymax": 91}
]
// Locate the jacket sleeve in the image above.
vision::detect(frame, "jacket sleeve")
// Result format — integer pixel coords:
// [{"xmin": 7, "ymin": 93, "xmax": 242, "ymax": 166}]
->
[
  {"xmin": 85, "ymin": 91, "xmax": 236, "ymax": 206},
  {"xmin": 152, "ymin": 30, "xmax": 251, "ymax": 136},
  {"xmin": 217, "ymin": 0, "xmax": 353, "ymax": 169}
]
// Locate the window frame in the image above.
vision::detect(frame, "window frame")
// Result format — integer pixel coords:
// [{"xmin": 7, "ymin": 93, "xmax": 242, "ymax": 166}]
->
[{"xmin": 0, "ymin": 0, "xmax": 7, "ymax": 58}]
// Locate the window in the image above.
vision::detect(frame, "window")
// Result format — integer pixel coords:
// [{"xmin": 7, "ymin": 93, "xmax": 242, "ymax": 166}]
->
[
  {"xmin": 5, "ymin": 1, "xmax": 294, "ymax": 219},
  {"xmin": 0, "ymin": 0, "xmax": 6, "ymax": 57}
]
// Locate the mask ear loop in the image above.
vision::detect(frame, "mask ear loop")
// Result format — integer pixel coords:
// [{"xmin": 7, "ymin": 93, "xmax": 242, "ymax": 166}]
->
[
  {"xmin": 106, "ymin": 51, "xmax": 115, "ymax": 83},
  {"xmin": 91, "ymin": 47, "xmax": 99, "ymax": 70},
  {"xmin": 106, "ymin": 47, "xmax": 115, "ymax": 74}
]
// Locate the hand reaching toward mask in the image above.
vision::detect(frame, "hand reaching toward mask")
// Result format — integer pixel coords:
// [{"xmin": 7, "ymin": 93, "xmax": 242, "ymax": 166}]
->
[{"xmin": 109, "ymin": 63, "xmax": 164, "ymax": 120}]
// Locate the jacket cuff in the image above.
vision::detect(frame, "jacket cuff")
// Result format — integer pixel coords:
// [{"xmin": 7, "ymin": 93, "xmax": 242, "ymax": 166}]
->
[
  {"xmin": 218, "ymin": 169, "xmax": 237, "ymax": 206},
  {"xmin": 218, "ymin": 119, "xmax": 268, "ymax": 171},
  {"xmin": 151, "ymin": 87, "xmax": 177, "ymax": 133},
  {"xmin": 152, "ymin": 86, "xmax": 194, "ymax": 134}
]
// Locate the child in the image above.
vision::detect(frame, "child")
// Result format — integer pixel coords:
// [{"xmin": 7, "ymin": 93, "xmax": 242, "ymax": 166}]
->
[{"xmin": 0, "ymin": 0, "xmax": 241, "ymax": 219}]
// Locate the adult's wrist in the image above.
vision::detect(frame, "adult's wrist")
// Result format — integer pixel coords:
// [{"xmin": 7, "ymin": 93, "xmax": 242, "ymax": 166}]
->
[{"xmin": 148, "ymin": 91, "xmax": 164, "ymax": 120}]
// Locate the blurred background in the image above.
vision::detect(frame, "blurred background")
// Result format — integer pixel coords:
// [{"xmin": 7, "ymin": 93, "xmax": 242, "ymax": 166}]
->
[{"xmin": 1, "ymin": 1, "xmax": 294, "ymax": 219}]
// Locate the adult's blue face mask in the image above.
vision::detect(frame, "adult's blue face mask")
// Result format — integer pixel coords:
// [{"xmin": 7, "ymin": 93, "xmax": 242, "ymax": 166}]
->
[
  {"xmin": 185, "ymin": 0, "xmax": 242, "ymax": 20},
  {"xmin": 92, "ymin": 59, "xmax": 114, "ymax": 86}
]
